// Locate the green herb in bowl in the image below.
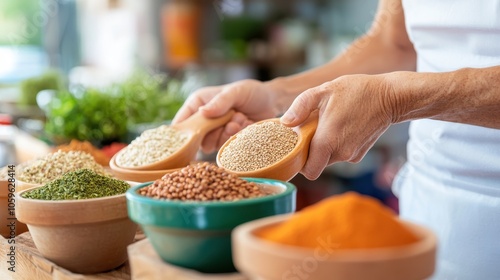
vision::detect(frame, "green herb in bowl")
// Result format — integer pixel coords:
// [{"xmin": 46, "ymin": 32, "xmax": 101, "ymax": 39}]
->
[{"xmin": 22, "ymin": 169, "xmax": 129, "ymax": 200}]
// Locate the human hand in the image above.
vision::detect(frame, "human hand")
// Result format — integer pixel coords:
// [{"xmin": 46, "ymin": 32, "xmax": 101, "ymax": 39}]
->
[
  {"xmin": 281, "ymin": 74, "xmax": 394, "ymax": 180},
  {"xmin": 173, "ymin": 79, "xmax": 283, "ymax": 153}
]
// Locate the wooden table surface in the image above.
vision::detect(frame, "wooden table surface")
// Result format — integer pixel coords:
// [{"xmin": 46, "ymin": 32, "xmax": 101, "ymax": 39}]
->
[
  {"xmin": 0, "ymin": 231, "xmax": 146, "ymax": 280},
  {"xmin": 0, "ymin": 230, "xmax": 247, "ymax": 280}
]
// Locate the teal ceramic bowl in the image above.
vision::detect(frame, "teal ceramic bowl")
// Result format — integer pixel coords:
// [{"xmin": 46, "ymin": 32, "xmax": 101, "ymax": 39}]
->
[{"xmin": 126, "ymin": 178, "xmax": 296, "ymax": 273}]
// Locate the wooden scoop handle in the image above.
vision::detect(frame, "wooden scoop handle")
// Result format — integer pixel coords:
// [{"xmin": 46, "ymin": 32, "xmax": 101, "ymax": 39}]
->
[
  {"xmin": 172, "ymin": 110, "xmax": 235, "ymax": 137},
  {"xmin": 294, "ymin": 111, "xmax": 319, "ymax": 170},
  {"xmin": 296, "ymin": 110, "xmax": 319, "ymax": 145}
]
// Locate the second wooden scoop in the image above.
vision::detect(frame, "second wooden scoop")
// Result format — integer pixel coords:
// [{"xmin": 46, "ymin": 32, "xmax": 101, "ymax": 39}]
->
[
  {"xmin": 113, "ymin": 110, "xmax": 235, "ymax": 170},
  {"xmin": 216, "ymin": 112, "xmax": 318, "ymax": 182}
]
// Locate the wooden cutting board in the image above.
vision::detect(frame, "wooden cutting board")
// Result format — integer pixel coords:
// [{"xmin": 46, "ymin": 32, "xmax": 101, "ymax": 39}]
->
[
  {"xmin": 0, "ymin": 230, "xmax": 248, "ymax": 280},
  {"xmin": 0, "ymin": 230, "xmax": 145, "ymax": 280},
  {"xmin": 127, "ymin": 239, "xmax": 247, "ymax": 280}
]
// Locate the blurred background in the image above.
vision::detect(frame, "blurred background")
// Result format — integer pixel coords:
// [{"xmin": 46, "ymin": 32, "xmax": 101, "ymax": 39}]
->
[{"xmin": 0, "ymin": 0, "xmax": 409, "ymax": 210}]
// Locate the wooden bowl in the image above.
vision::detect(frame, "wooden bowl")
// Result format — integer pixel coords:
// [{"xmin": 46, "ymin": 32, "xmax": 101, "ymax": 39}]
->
[
  {"xmin": 232, "ymin": 215, "xmax": 437, "ymax": 280},
  {"xmin": 0, "ymin": 180, "xmax": 28, "ymax": 237},
  {"xmin": 109, "ymin": 156, "xmax": 182, "ymax": 182},
  {"xmin": 15, "ymin": 183, "xmax": 138, "ymax": 274},
  {"xmin": 114, "ymin": 110, "xmax": 234, "ymax": 171},
  {"xmin": 217, "ymin": 112, "xmax": 318, "ymax": 182}
]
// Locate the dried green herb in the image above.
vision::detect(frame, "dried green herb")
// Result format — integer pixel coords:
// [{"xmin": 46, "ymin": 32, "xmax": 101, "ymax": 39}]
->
[{"xmin": 22, "ymin": 169, "xmax": 129, "ymax": 200}]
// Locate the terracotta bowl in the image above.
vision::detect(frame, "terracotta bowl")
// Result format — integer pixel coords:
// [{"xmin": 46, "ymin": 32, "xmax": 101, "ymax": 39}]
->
[
  {"xmin": 232, "ymin": 215, "xmax": 437, "ymax": 280},
  {"xmin": 126, "ymin": 178, "xmax": 296, "ymax": 273},
  {"xmin": 112, "ymin": 110, "xmax": 234, "ymax": 171},
  {"xmin": 15, "ymin": 183, "xmax": 138, "ymax": 274},
  {"xmin": 0, "ymin": 180, "xmax": 28, "ymax": 237},
  {"xmin": 108, "ymin": 156, "xmax": 182, "ymax": 182},
  {"xmin": 217, "ymin": 112, "xmax": 318, "ymax": 182}
]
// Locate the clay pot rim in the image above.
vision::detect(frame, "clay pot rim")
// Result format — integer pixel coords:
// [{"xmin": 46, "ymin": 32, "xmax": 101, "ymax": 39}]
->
[
  {"xmin": 108, "ymin": 156, "xmax": 182, "ymax": 182},
  {"xmin": 234, "ymin": 214, "xmax": 437, "ymax": 261},
  {"xmin": 232, "ymin": 215, "xmax": 437, "ymax": 280},
  {"xmin": 16, "ymin": 186, "xmax": 126, "ymax": 204}
]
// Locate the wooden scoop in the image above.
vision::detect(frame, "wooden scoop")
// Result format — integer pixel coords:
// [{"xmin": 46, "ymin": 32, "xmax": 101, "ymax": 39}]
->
[
  {"xmin": 216, "ymin": 111, "xmax": 318, "ymax": 182},
  {"xmin": 113, "ymin": 110, "xmax": 235, "ymax": 170}
]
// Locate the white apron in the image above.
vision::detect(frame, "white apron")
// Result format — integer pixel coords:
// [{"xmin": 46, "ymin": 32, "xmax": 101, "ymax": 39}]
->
[{"xmin": 394, "ymin": 1, "xmax": 500, "ymax": 279}]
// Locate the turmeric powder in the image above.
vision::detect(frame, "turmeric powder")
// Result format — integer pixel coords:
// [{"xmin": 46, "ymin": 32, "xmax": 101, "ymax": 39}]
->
[{"xmin": 256, "ymin": 192, "xmax": 419, "ymax": 249}]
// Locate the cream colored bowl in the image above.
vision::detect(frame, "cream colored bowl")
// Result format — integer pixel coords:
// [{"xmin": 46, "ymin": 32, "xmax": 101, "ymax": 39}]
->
[{"xmin": 232, "ymin": 214, "xmax": 437, "ymax": 280}]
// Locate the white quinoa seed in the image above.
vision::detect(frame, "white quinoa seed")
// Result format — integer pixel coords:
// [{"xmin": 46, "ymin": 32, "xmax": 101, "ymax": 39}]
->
[
  {"xmin": 0, "ymin": 162, "xmax": 29, "ymax": 181},
  {"xmin": 219, "ymin": 121, "xmax": 298, "ymax": 172},
  {"xmin": 116, "ymin": 125, "xmax": 188, "ymax": 167},
  {"xmin": 17, "ymin": 150, "xmax": 108, "ymax": 184}
]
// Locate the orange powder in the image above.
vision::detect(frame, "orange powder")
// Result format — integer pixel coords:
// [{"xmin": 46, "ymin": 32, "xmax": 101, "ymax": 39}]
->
[{"xmin": 256, "ymin": 192, "xmax": 419, "ymax": 249}]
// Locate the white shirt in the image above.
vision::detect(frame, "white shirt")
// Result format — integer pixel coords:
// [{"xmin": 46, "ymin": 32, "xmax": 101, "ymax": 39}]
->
[{"xmin": 395, "ymin": 1, "xmax": 500, "ymax": 279}]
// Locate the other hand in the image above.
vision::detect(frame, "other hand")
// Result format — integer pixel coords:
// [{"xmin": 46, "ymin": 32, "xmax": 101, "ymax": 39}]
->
[
  {"xmin": 173, "ymin": 79, "xmax": 282, "ymax": 153},
  {"xmin": 281, "ymin": 74, "xmax": 395, "ymax": 180}
]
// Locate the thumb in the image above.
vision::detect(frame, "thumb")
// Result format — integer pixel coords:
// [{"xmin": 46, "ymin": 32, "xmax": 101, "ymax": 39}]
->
[{"xmin": 280, "ymin": 87, "xmax": 322, "ymax": 126}]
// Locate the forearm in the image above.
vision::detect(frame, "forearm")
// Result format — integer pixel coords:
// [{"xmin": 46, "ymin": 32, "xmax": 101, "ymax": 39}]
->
[
  {"xmin": 266, "ymin": 0, "xmax": 416, "ymax": 114},
  {"xmin": 387, "ymin": 66, "xmax": 500, "ymax": 128}
]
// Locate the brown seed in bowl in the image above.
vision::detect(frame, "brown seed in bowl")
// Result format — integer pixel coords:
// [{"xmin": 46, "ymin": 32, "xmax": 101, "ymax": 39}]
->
[{"xmin": 139, "ymin": 162, "xmax": 280, "ymax": 202}]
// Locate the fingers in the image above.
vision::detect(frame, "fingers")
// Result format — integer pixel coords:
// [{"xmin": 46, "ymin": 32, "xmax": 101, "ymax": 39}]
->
[
  {"xmin": 300, "ymin": 143, "xmax": 330, "ymax": 180},
  {"xmin": 300, "ymin": 116, "xmax": 335, "ymax": 180},
  {"xmin": 172, "ymin": 86, "xmax": 221, "ymax": 124},
  {"xmin": 199, "ymin": 86, "xmax": 243, "ymax": 118},
  {"xmin": 201, "ymin": 123, "xmax": 240, "ymax": 154},
  {"xmin": 201, "ymin": 127, "xmax": 224, "ymax": 154},
  {"xmin": 300, "ymin": 135, "xmax": 364, "ymax": 180}
]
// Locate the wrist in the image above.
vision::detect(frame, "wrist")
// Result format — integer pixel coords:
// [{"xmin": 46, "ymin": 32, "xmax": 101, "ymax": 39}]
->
[
  {"xmin": 381, "ymin": 71, "xmax": 446, "ymax": 124},
  {"xmin": 264, "ymin": 77, "xmax": 298, "ymax": 115},
  {"xmin": 383, "ymin": 71, "xmax": 432, "ymax": 124}
]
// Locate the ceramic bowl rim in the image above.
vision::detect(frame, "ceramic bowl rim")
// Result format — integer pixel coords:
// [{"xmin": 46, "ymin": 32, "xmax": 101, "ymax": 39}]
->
[{"xmin": 126, "ymin": 177, "xmax": 296, "ymax": 208}]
